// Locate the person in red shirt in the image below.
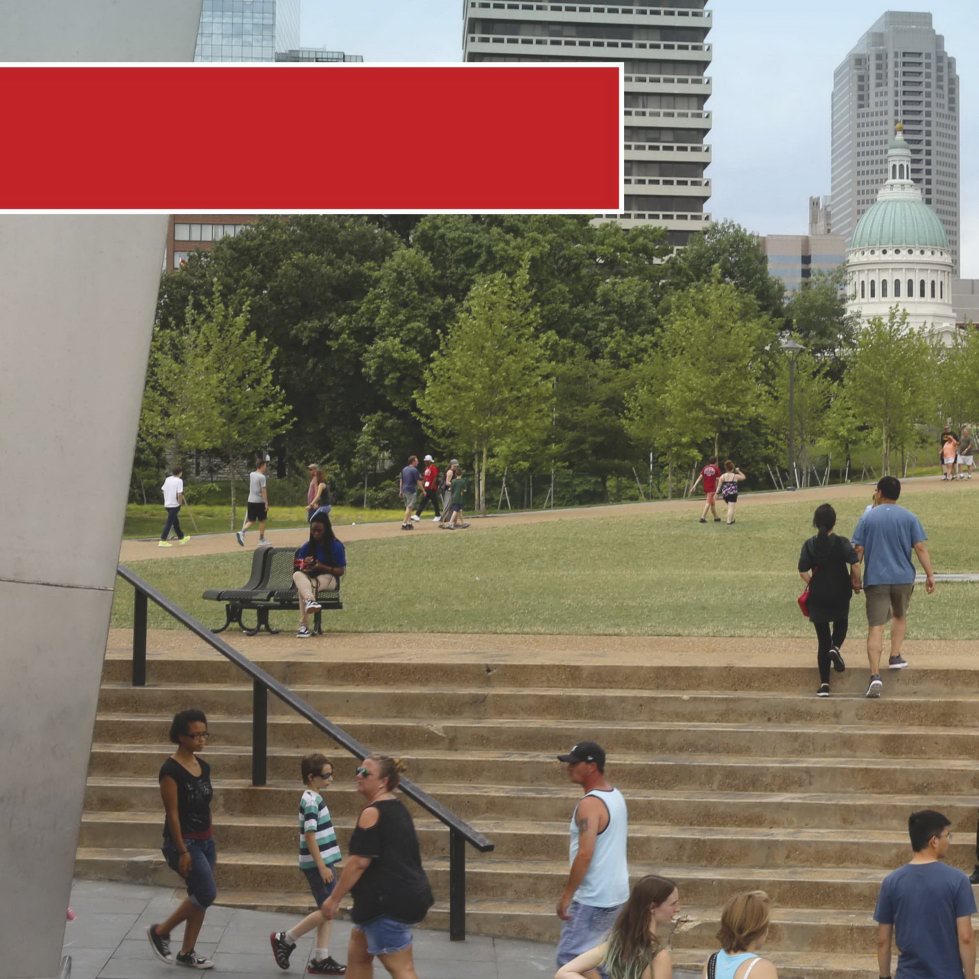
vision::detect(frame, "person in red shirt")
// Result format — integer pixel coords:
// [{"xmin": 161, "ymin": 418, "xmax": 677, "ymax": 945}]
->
[
  {"xmin": 414, "ymin": 454, "xmax": 442, "ymax": 522},
  {"xmin": 691, "ymin": 457, "xmax": 722, "ymax": 523}
]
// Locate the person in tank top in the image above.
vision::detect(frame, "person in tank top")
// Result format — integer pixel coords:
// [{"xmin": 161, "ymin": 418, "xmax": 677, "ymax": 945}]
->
[{"xmin": 701, "ymin": 891, "xmax": 778, "ymax": 979}]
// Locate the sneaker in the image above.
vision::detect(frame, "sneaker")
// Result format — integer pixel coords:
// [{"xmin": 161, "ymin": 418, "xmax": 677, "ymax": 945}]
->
[
  {"xmin": 178, "ymin": 536, "xmax": 192, "ymax": 546},
  {"xmin": 270, "ymin": 931, "xmax": 295, "ymax": 970},
  {"xmin": 699, "ymin": 518, "xmax": 707, "ymax": 523},
  {"xmin": 866, "ymin": 674, "xmax": 883, "ymax": 698},
  {"xmin": 158, "ymin": 540, "xmax": 173, "ymax": 547},
  {"xmin": 432, "ymin": 515, "xmax": 441, "ymax": 522},
  {"xmin": 235, "ymin": 531, "xmax": 244, "ymax": 546},
  {"xmin": 147, "ymin": 925, "xmax": 172, "ymax": 964},
  {"xmin": 970, "ymin": 865, "xmax": 979, "ymax": 885},
  {"xmin": 714, "ymin": 517, "xmax": 721, "ymax": 522},
  {"xmin": 175, "ymin": 950, "xmax": 214, "ymax": 970},
  {"xmin": 829, "ymin": 646, "xmax": 846, "ymax": 673},
  {"xmin": 297, "ymin": 625, "xmax": 312, "ymax": 639},
  {"xmin": 307, "ymin": 956, "xmax": 347, "ymax": 976},
  {"xmin": 888, "ymin": 655, "xmax": 908, "ymax": 670},
  {"xmin": 410, "ymin": 514, "xmax": 420, "ymax": 522},
  {"xmin": 305, "ymin": 599, "xmax": 322, "ymax": 612},
  {"xmin": 817, "ymin": 683, "xmax": 830, "ymax": 698},
  {"xmin": 457, "ymin": 521, "xmax": 470, "ymax": 529},
  {"xmin": 258, "ymin": 538, "xmax": 271, "ymax": 547}
]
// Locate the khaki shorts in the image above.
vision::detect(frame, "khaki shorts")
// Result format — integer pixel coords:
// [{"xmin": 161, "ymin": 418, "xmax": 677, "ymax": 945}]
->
[{"xmin": 865, "ymin": 583, "xmax": 914, "ymax": 627}]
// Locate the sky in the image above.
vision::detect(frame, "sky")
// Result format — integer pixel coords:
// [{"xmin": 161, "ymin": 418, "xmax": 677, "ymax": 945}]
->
[{"xmin": 300, "ymin": 0, "xmax": 979, "ymax": 276}]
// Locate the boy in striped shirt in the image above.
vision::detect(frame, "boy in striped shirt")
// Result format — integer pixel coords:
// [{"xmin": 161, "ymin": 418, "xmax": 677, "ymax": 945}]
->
[{"xmin": 270, "ymin": 754, "xmax": 346, "ymax": 975}]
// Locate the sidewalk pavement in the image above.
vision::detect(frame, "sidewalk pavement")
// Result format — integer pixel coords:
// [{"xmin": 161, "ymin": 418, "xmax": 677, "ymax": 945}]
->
[{"xmin": 64, "ymin": 880, "xmax": 556, "ymax": 979}]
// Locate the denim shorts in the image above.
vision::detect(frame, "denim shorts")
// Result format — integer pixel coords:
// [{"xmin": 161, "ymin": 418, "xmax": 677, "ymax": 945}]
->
[
  {"xmin": 352, "ymin": 916, "xmax": 413, "ymax": 956},
  {"xmin": 163, "ymin": 838, "xmax": 217, "ymax": 909},
  {"xmin": 556, "ymin": 900, "xmax": 622, "ymax": 976},
  {"xmin": 302, "ymin": 865, "xmax": 338, "ymax": 907}
]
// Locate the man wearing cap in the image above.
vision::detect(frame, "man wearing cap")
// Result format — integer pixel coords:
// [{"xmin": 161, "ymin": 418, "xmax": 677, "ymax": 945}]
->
[
  {"xmin": 415, "ymin": 454, "xmax": 442, "ymax": 522},
  {"xmin": 555, "ymin": 741, "xmax": 630, "ymax": 976}
]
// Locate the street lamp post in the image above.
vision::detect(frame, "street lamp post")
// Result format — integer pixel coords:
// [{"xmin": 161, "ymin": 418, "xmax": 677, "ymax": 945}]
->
[{"xmin": 781, "ymin": 337, "xmax": 806, "ymax": 488}]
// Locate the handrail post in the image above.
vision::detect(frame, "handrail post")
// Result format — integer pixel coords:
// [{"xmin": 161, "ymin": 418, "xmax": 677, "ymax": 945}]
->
[
  {"xmin": 133, "ymin": 586, "xmax": 148, "ymax": 687},
  {"xmin": 449, "ymin": 828, "xmax": 466, "ymax": 941},
  {"xmin": 252, "ymin": 679, "xmax": 268, "ymax": 786}
]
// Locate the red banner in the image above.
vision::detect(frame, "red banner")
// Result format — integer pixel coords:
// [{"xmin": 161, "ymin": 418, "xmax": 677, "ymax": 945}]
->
[{"xmin": 1, "ymin": 65, "xmax": 621, "ymax": 211}]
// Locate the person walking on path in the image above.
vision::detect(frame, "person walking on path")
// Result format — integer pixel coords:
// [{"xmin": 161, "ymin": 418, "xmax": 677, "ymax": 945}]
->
[
  {"xmin": 270, "ymin": 753, "xmax": 346, "ymax": 975},
  {"xmin": 399, "ymin": 455, "xmax": 421, "ymax": 531},
  {"xmin": 438, "ymin": 460, "xmax": 459, "ymax": 526},
  {"xmin": 307, "ymin": 465, "xmax": 332, "ymax": 521},
  {"xmin": 236, "ymin": 459, "xmax": 270, "ymax": 546},
  {"xmin": 160, "ymin": 466, "xmax": 191, "ymax": 547},
  {"xmin": 415, "ymin": 454, "xmax": 442, "ymax": 522},
  {"xmin": 942, "ymin": 434, "xmax": 959, "ymax": 481},
  {"xmin": 957, "ymin": 425, "xmax": 976, "ymax": 479},
  {"xmin": 443, "ymin": 464, "xmax": 469, "ymax": 529},
  {"xmin": 717, "ymin": 461, "xmax": 746, "ymax": 525},
  {"xmin": 874, "ymin": 809, "xmax": 976, "ymax": 979},
  {"xmin": 851, "ymin": 476, "xmax": 936, "ymax": 698},
  {"xmin": 321, "ymin": 755, "xmax": 433, "ymax": 979},
  {"xmin": 701, "ymin": 891, "xmax": 779, "ymax": 979},
  {"xmin": 691, "ymin": 457, "xmax": 722, "ymax": 523},
  {"xmin": 146, "ymin": 709, "xmax": 217, "ymax": 970},
  {"xmin": 555, "ymin": 741, "xmax": 630, "ymax": 977},
  {"xmin": 798, "ymin": 504, "xmax": 862, "ymax": 698},
  {"xmin": 292, "ymin": 512, "xmax": 345, "ymax": 639}
]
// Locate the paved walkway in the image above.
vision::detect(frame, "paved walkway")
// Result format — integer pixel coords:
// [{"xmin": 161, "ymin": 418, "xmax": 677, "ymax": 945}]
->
[{"xmin": 64, "ymin": 880, "xmax": 556, "ymax": 979}]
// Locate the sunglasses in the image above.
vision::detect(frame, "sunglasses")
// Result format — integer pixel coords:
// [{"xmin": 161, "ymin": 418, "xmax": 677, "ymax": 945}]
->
[
  {"xmin": 355, "ymin": 766, "xmax": 372, "ymax": 777},
  {"xmin": 316, "ymin": 772, "xmax": 334, "ymax": 780}
]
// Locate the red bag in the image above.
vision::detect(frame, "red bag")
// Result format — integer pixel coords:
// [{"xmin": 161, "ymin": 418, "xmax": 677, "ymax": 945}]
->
[{"xmin": 797, "ymin": 585, "xmax": 811, "ymax": 618}]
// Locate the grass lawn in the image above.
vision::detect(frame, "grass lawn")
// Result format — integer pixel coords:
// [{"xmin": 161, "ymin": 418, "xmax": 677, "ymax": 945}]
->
[
  {"xmin": 124, "ymin": 504, "xmax": 403, "ymax": 538},
  {"xmin": 112, "ymin": 482, "xmax": 979, "ymax": 638}
]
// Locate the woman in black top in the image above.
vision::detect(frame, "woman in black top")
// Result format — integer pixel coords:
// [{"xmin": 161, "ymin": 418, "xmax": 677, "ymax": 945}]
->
[
  {"xmin": 146, "ymin": 709, "xmax": 217, "ymax": 970},
  {"xmin": 798, "ymin": 504, "xmax": 862, "ymax": 698},
  {"xmin": 322, "ymin": 754, "xmax": 433, "ymax": 978}
]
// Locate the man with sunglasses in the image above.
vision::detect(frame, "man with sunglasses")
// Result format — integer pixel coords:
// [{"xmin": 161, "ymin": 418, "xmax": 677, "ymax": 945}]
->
[{"xmin": 555, "ymin": 741, "xmax": 630, "ymax": 978}]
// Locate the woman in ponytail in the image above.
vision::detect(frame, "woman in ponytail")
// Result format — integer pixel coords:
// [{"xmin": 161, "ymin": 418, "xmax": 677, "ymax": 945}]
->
[{"xmin": 798, "ymin": 504, "xmax": 862, "ymax": 698}]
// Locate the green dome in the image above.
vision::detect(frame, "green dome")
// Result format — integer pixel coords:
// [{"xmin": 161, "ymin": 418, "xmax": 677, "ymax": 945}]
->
[{"xmin": 850, "ymin": 198, "xmax": 948, "ymax": 249}]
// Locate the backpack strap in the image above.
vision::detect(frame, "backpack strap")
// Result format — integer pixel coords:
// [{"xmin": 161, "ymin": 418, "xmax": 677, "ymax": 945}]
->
[{"xmin": 707, "ymin": 952, "xmax": 718, "ymax": 979}]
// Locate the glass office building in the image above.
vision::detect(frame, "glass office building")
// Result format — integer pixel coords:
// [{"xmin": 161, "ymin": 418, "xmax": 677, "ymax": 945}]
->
[{"xmin": 195, "ymin": 0, "xmax": 300, "ymax": 61}]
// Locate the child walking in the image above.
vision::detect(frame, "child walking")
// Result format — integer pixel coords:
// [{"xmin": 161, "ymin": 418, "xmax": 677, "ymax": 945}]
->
[{"xmin": 270, "ymin": 754, "xmax": 346, "ymax": 975}]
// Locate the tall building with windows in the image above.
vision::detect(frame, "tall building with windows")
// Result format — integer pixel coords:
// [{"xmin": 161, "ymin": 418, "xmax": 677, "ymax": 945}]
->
[
  {"xmin": 195, "ymin": 0, "xmax": 299, "ymax": 61},
  {"xmin": 830, "ymin": 12, "xmax": 959, "ymax": 271},
  {"xmin": 463, "ymin": 1, "xmax": 712, "ymax": 246}
]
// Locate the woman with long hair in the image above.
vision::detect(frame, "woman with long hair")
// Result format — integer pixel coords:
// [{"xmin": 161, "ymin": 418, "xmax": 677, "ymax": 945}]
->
[
  {"xmin": 556, "ymin": 875, "xmax": 679, "ymax": 979},
  {"xmin": 307, "ymin": 466, "xmax": 332, "ymax": 520},
  {"xmin": 701, "ymin": 891, "xmax": 778, "ymax": 979},
  {"xmin": 292, "ymin": 511, "xmax": 345, "ymax": 639},
  {"xmin": 322, "ymin": 754, "xmax": 433, "ymax": 979},
  {"xmin": 798, "ymin": 503, "xmax": 861, "ymax": 697}
]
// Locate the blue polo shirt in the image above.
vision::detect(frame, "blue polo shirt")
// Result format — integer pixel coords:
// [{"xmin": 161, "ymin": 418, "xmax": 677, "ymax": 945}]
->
[{"xmin": 851, "ymin": 504, "xmax": 927, "ymax": 586}]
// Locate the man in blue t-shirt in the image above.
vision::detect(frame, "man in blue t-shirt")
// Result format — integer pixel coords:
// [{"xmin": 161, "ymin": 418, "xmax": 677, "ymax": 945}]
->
[
  {"xmin": 399, "ymin": 455, "xmax": 422, "ymax": 531},
  {"xmin": 874, "ymin": 809, "xmax": 976, "ymax": 979},
  {"xmin": 851, "ymin": 476, "xmax": 936, "ymax": 698}
]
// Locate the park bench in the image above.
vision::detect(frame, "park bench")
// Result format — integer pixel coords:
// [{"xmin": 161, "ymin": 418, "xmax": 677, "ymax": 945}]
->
[{"xmin": 202, "ymin": 546, "xmax": 342, "ymax": 635}]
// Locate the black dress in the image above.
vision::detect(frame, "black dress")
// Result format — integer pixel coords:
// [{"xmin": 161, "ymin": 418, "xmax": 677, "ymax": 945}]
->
[{"xmin": 798, "ymin": 534, "xmax": 857, "ymax": 623}]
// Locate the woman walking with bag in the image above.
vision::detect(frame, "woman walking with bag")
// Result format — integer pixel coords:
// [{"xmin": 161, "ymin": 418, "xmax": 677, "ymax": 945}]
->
[
  {"xmin": 717, "ymin": 461, "xmax": 746, "ymax": 525},
  {"xmin": 798, "ymin": 504, "xmax": 862, "ymax": 698},
  {"xmin": 701, "ymin": 891, "xmax": 778, "ymax": 979}
]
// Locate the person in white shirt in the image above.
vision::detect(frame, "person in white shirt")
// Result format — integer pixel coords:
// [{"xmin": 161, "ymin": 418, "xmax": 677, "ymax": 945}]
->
[
  {"xmin": 159, "ymin": 467, "xmax": 190, "ymax": 548},
  {"xmin": 236, "ymin": 459, "xmax": 270, "ymax": 547}
]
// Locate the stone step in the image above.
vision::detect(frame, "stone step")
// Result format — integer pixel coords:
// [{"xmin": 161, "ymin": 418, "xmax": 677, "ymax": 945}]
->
[
  {"xmin": 91, "ymin": 712, "xmax": 979, "ymax": 758},
  {"xmin": 86, "ymin": 743, "xmax": 979, "ymax": 795},
  {"xmin": 98, "ymin": 656, "xmax": 979, "ymax": 696},
  {"xmin": 81, "ymin": 776, "xmax": 979, "ymax": 833},
  {"xmin": 93, "ymin": 682, "xmax": 978, "ymax": 726}
]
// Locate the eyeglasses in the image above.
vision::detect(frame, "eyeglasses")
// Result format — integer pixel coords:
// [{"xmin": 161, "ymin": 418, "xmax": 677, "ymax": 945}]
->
[
  {"xmin": 184, "ymin": 732, "xmax": 210, "ymax": 740},
  {"xmin": 355, "ymin": 766, "xmax": 372, "ymax": 778}
]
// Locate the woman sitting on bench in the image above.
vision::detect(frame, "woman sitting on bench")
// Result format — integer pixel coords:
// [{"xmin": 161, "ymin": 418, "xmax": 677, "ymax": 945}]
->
[{"xmin": 293, "ymin": 512, "xmax": 346, "ymax": 639}]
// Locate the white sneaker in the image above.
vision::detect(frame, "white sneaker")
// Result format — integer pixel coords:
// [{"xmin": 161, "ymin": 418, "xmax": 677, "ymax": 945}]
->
[
  {"xmin": 410, "ymin": 514, "xmax": 420, "ymax": 522},
  {"xmin": 158, "ymin": 540, "xmax": 173, "ymax": 548},
  {"xmin": 235, "ymin": 531, "xmax": 244, "ymax": 546},
  {"xmin": 432, "ymin": 516, "xmax": 441, "ymax": 522},
  {"xmin": 296, "ymin": 625, "xmax": 312, "ymax": 639},
  {"xmin": 305, "ymin": 599, "xmax": 322, "ymax": 612}
]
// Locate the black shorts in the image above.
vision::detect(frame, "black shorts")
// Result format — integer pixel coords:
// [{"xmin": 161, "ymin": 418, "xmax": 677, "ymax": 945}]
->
[{"xmin": 247, "ymin": 501, "xmax": 267, "ymax": 521}]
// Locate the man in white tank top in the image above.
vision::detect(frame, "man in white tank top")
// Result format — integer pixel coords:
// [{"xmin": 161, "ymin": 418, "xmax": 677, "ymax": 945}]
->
[{"xmin": 555, "ymin": 741, "xmax": 630, "ymax": 976}]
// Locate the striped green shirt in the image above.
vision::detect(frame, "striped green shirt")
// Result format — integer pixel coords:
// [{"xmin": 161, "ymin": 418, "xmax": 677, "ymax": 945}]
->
[{"xmin": 298, "ymin": 789, "xmax": 341, "ymax": 870}]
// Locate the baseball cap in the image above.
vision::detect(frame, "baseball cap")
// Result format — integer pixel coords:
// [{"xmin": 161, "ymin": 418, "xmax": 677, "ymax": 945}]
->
[
  {"xmin": 450, "ymin": 458, "xmax": 459, "ymax": 466},
  {"xmin": 424, "ymin": 454, "xmax": 434, "ymax": 462},
  {"xmin": 557, "ymin": 741, "xmax": 605, "ymax": 767},
  {"xmin": 307, "ymin": 463, "xmax": 317, "ymax": 470}
]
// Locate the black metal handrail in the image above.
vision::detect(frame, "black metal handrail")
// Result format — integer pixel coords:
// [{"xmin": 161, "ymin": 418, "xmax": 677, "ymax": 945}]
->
[{"xmin": 116, "ymin": 563, "xmax": 494, "ymax": 941}]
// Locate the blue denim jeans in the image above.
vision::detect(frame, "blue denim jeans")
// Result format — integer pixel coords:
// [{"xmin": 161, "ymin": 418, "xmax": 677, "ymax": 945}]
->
[
  {"xmin": 556, "ymin": 900, "xmax": 622, "ymax": 977},
  {"xmin": 163, "ymin": 838, "xmax": 217, "ymax": 909}
]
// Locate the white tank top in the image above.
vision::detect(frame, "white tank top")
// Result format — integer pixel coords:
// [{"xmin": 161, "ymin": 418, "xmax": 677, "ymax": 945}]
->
[{"xmin": 569, "ymin": 787, "xmax": 630, "ymax": 907}]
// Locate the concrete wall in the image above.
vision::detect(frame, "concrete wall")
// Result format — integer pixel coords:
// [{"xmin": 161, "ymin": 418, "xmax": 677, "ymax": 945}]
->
[{"xmin": 0, "ymin": 5, "xmax": 203, "ymax": 977}]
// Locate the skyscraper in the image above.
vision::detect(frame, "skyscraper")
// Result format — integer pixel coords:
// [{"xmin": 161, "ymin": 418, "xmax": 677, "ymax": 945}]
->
[
  {"xmin": 830, "ymin": 12, "xmax": 959, "ymax": 271},
  {"xmin": 463, "ymin": 1, "xmax": 712, "ymax": 245},
  {"xmin": 195, "ymin": 0, "xmax": 299, "ymax": 62}
]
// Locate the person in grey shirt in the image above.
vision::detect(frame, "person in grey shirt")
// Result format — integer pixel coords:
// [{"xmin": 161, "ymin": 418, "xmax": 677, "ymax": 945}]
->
[{"xmin": 236, "ymin": 459, "xmax": 270, "ymax": 547}]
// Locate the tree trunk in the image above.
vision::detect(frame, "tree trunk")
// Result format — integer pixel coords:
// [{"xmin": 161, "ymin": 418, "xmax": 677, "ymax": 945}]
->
[
  {"xmin": 479, "ymin": 445, "xmax": 488, "ymax": 516},
  {"xmin": 714, "ymin": 431, "xmax": 720, "ymax": 462}
]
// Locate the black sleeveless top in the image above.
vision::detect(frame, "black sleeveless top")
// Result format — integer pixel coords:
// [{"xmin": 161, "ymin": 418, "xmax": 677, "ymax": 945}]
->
[{"xmin": 159, "ymin": 757, "xmax": 213, "ymax": 841}]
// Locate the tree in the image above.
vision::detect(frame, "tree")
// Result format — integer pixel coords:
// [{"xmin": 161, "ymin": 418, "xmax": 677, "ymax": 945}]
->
[
  {"xmin": 783, "ymin": 268, "xmax": 858, "ymax": 371},
  {"xmin": 417, "ymin": 268, "xmax": 553, "ymax": 513},
  {"xmin": 841, "ymin": 308, "xmax": 935, "ymax": 474},
  {"xmin": 933, "ymin": 329, "xmax": 979, "ymax": 429},
  {"xmin": 142, "ymin": 288, "xmax": 292, "ymax": 524}
]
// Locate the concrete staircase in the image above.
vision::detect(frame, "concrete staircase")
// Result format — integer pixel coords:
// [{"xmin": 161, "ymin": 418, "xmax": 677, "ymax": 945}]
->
[{"xmin": 80, "ymin": 639, "xmax": 979, "ymax": 978}]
